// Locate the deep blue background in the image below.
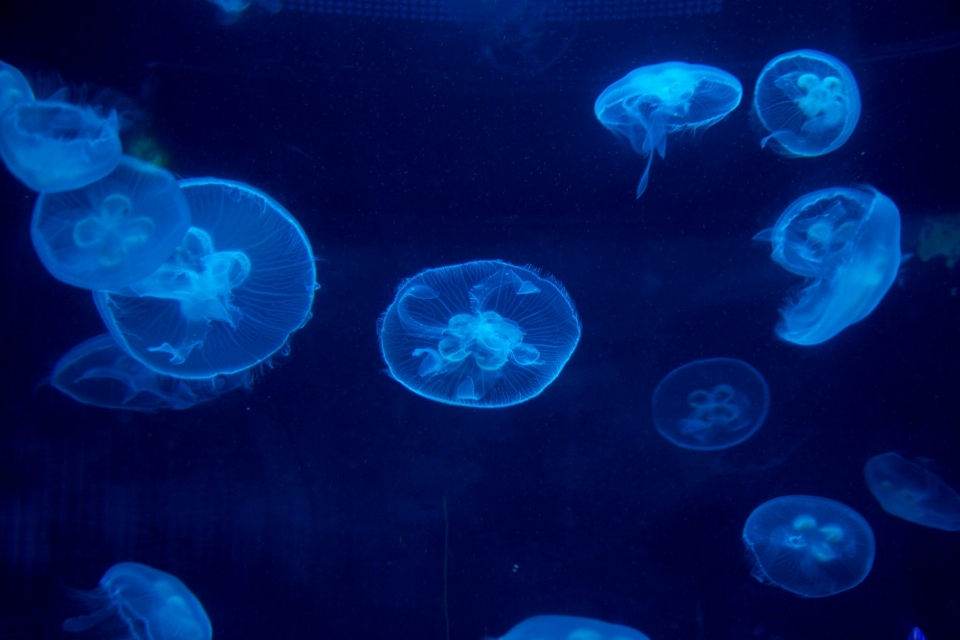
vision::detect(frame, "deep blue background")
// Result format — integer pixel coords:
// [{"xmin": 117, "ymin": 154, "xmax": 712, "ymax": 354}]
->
[{"xmin": 1, "ymin": 0, "xmax": 959, "ymax": 638}]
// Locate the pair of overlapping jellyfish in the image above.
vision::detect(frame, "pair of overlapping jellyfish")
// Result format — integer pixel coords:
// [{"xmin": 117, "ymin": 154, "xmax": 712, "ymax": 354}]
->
[
  {"xmin": 595, "ymin": 50, "xmax": 860, "ymax": 197},
  {"xmin": 378, "ymin": 260, "xmax": 581, "ymax": 408}
]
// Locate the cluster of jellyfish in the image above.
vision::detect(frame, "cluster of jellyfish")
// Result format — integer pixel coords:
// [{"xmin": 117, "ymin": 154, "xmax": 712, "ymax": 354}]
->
[{"xmin": 0, "ymin": 59, "xmax": 317, "ymax": 412}]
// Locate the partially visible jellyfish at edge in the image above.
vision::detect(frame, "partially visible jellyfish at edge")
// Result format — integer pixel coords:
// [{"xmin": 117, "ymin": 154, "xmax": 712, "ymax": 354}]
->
[
  {"xmin": 378, "ymin": 260, "xmax": 581, "ymax": 407},
  {"xmin": 865, "ymin": 452, "xmax": 960, "ymax": 531},
  {"xmin": 489, "ymin": 615, "xmax": 651, "ymax": 640},
  {"xmin": 595, "ymin": 61, "xmax": 743, "ymax": 197},
  {"xmin": 652, "ymin": 357, "xmax": 769, "ymax": 450}
]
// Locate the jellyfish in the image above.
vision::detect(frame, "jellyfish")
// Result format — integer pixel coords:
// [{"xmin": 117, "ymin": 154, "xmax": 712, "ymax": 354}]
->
[
  {"xmin": 63, "ymin": 562, "xmax": 211, "ymax": 640},
  {"xmin": 754, "ymin": 50, "xmax": 861, "ymax": 157},
  {"xmin": 95, "ymin": 178, "xmax": 316, "ymax": 378},
  {"xmin": 31, "ymin": 155, "xmax": 192, "ymax": 291},
  {"xmin": 0, "ymin": 98, "xmax": 121, "ymax": 193},
  {"xmin": 864, "ymin": 452, "xmax": 960, "ymax": 531},
  {"xmin": 916, "ymin": 213, "xmax": 960, "ymax": 268},
  {"xmin": 743, "ymin": 495, "xmax": 875, "ymax": 598},
  {"xmin": 489, "ymin": 615, "xmax": 651, "ymax": 640},
  {"xmin": 754, "ymin": 186, "xmax": 901, "ymax": 345},
  {"xmin": 52, "ymin": 333, "xmax": 252, "ymax": 412},
  {"xmin": 0, "ymin": 60, "xmax": 34, "ymax": 114},
  {"xmin": 652, "ymin": 358, "xmax": 769, "ymax": 450},
  {"xmin": 378, "ymin": 260, "xmax": 580, "ymax": 407},
  {"xmin": 594, "ymin": 61, "xmax": 743, "ymax": 197}
]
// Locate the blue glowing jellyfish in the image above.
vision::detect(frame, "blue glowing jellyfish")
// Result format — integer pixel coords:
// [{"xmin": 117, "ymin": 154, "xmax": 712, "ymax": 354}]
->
[
  {"xmin": 0, "ymin": 98, "xmax": 121, "ymax": 193},
  {"xmin": 63, "ymin": 562, "xmax": 211, "ymax": 640},
  {"xmin": 0, "ymin": 60, "xmax": 34, "ymax": 114},
  {"xmin": 378, "ymin": 260, "xmax": 580, "ymax": 407},
  {"xmin": 652, "ymin": 358, "xmax": 769, "ymax": 450},
  {"xmin": 864, "ymin": 452, "xmax": 960, "ymax": 531},
  {"xmin": 594, "ymin": 61, "xmax": 743, "ymax": 197},
  {"xmin": 95, "ymin": 178, "xmax": 316, "ymax": 378},
  {"xmin": 743, "ymin": 495, "xmax": 875, "ymax": 598},
  {"xmin": 31, "ymin": 156, "xmax": 191, "ymax": 291},
  {"xmin": 754, "ymin": 186, "xmax": 901, "ymax": 345},
  {"xmin": 754, "ymin": 50, "xmax": 861, "ymax": 157},
  {"xmin": 52, "ymin": 333, "xmax": 252, "ymax": 412},
  {"xmin": 491, "ymin": 615, "xmax": 651, "ymax": 640}
]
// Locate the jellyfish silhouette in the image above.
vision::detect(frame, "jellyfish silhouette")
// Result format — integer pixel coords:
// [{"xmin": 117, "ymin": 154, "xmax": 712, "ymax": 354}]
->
[
  {"xmin": 595, "ymin": 61, "xmax": 742, "ymax": 197},
  {"xmin": 52, "ymin": 333, "xmax": 252, "ymax": 412},
  {"xmin": 0, "ymin": 98, "xmax": 121, "ymax": 192},
  {"xmin": 0, "ymin": 60, "xmax": 34, "ymax": 114},
  {"xmin": 490, "ymin": 615, "xmax": 651, "ymax": 640},
  {"xmin": 754, "ymin": 50, "xmax": 861, "ymax": 157},
  {"xmin": 95, "ymin": 178, "xmax": 316, "ymax": 378},
  {"xmin": 63, "ymin": 562, "xmax": 211, "ymax": 640},
  {"xmin": 378, "ymin": 260, "xmax": 580, "ymax": 407},
  {"xmin": 31, "ymin": 155, "xmax": 191, "ymax": 291},
  {"xmin": 743, "ymin": 495, "xmax": 875, "ymax": 597},
  {"xmin": 755, "ymin": 186, "xmax": 901, "ymax": 345},
  {"xmin": 864, "ymin": 452, "xmax": 960, "ymax": 531}
]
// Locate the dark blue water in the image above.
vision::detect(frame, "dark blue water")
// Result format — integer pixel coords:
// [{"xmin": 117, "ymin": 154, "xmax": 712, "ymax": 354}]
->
[{"xmin": 1, "ymin": 0, "xmax": 959, "ymax": 638}]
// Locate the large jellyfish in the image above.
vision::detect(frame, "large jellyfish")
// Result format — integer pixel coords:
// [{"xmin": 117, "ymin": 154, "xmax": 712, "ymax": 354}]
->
[
  {"xmin": 864, "ymin": 452, "xmax": 960, "ymax": 531},
  {"xmin": 63, "ymin": 562, "xmax": 211, "ymax": 640},
  {"xmin": 52, "ymin": 333, "xmax": 252, "ymax": 412},
  {"xmin": 754, "ymin": 186, "xmax": 901, "ymax": 345},
  {"xmin": 31, "ymin": 155, "xmax": 192, "ymax": 291},
  {"xmin": 95, "ymin": 178, "xmax": 316, "ymax": 378},
  {"xmin": 594, "ymin": 61, "xmax": 742, "ymax": 197},
  {"xmin": 378, "ymin": 260, "xmax": 580, "ymax": 407},
  {"xmin": 652, "ymin": 357, "xmax": 769, "ymax": 450},
  {"xmin": 490, "ymin": 615, "xmax": 651, "ymax": 640},
  {"xmin": 0, "ymin": 98, "xmax": 121, "ymax": 193},
  {"xmin": 743, "ymin": 495, "xmax": 875, "ymax": 598},
  {"xmin": 754, "ymin": 50, "xmax": 861, "ymax": 157},
  {"xmin": 0, "ymin": 60, "xmax": 34, "ymax": 114}
]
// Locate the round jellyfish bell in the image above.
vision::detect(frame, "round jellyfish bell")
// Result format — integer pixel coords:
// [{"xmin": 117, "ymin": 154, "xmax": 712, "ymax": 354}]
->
[
  {"xmin": 754, "ymin": 49, "xmax": 861, "ymax": 157},
  {"xmin": 63, "ymin": 562, "xmax": 211, "ymax": 640},
  {"xmin": 0, "ymin": 59, "xmax": 34, "ymax": 114},
  {"xmin": 378, "ymin": 260, "xmax": 580, "ymax": 408},
  {"xmin": 743, "ymin": 495, "xmax": 875, "ymax": 598},
  {"xmin": 52, "ymin": 333, "xmax": 252, "ymax": 412},
  {"xmin": 31, "ymin": 155, "xmax": 192, "ymax": 291},
  {"xmin": 0, "ymin": 98, "xmax": 122, "ymax": 192},
  {"xmin": 95, "ymin": 178, "xmax": 316, "ymax": 379},
  {"xmin": 594, "ymin": 61, "xmax": 742, "ymax": 197},
  {"xmin": 652, "ymin": 357, "xmax": 769, "ymax": 450},
  {"xmin": 491, "ymin": 615, "xmax": 651, "ymax": 640},
  {"xmin": 754, "ymin": 186, "xmax": 901, "ymax": 345},
  {"xmin": 864, "ymin": 452, "xmax": 960, "ymax": 531}
]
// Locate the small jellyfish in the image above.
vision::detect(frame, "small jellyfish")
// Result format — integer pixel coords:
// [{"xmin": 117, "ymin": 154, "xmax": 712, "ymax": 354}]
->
[
  {"xmin": 0, "ymin": 59, "xmax": 34, "ymax": 114},
  {"xmin": 63, "ymin": 562, "xmax": 211, "ymax": 640},
  {"xmin": 95, "ymin": 178, "xmax": 316, "ymax": 378},
  {"xmin": 52, "ymin": 333, "xmax": 252, "ymax": 412},
  {"xmin": 594, "ymin": 61, "xmax": 743, "ymax": 197},
  {"xmin": 864, "ymin": 452, "xmax": 960, "ymax": 531},
  {"xmin": 378, "ymin": 260, "xmax": 580, "ymax": 407},
  {"xmin": 31, "ymin": 155, "xmax": 191, "ymax": 291},
  {"xmin": 743, "ymin": 495, "xmax": 875, "ymax": 598},
  {"xmin": 490, "ymin": 615, "xmax": 651, "ymax": 640},
  {"xmin": 754, "ymin": 50, "xmax": 861, "ymax": 157},
  {"xmin": 754, "ymin": 186, "xmax": 901, "ymax": 345},
  {"xmin": 652, "ymin": 358, "xmax": 769, "ymax": 450},
  {"xmin": 0, "ymin": 98, "xmax": 121, "ymax": 193}
]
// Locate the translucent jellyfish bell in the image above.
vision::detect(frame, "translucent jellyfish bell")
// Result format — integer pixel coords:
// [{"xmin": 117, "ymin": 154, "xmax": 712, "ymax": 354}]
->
[
  {"xmin": 0, "ymin": 60, "xmax": 34, "ymax": 114},
  {"xmin": 755, "ymin": 186, "xmax": 901, "ymax": 345},
  {"xmin": 63, "ymin": 562, "xmax": 211, "ymax": 640},
  {"xmin": 31, "ymin": 156, "xmax": 191, "ymax": 291},
  {"xmin": 0, "ymin": 99, "xmax": 122, "ymax": 192},
  {"xmin": 378, "ymin": 260, "xmax": 581, "ymax": 407},
  {"xmin": 491, "ymin": 615, "xmax": 651, "ymax": 640},
  {"xmin": 743, "ymin": 495, "xmax": 875, "ymax": 598},
  {"xmin": 864, "ymin": 452, "xmax": 960, "ymax": 531},
  {"xmin": 95, "ymin": 178, "xmax": 316, "ymax": 378},
  {"xmin": 754, "ymin": 50, "xmax": 861, "ymax": 157},
  {"xmin": 52, "ymin": 334, "xmax": 252, "ymax": 412},
  {"xmin": 595, "ymin": 61, "xmax": 743, "ymax": 197},
  {"xmin": 652, "ymin": 357, "xmax": 769, "ymax": 450}
]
